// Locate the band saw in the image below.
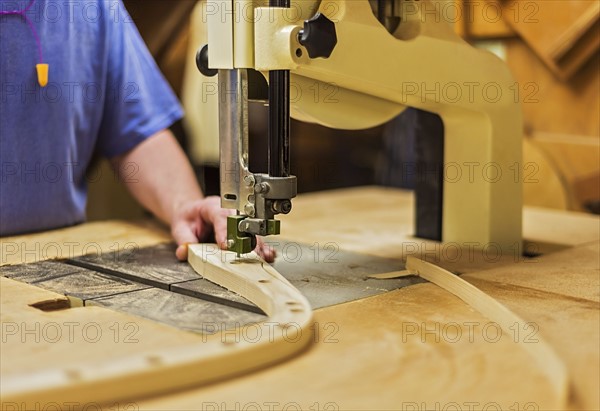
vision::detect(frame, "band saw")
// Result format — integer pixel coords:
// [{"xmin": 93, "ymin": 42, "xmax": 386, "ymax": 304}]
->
[{"xmin": 193, "ymin": 0, "xmax": 523, "ymax": 256}]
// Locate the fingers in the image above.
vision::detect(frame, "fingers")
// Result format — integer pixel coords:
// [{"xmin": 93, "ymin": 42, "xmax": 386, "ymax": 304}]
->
[
  {"xmin": 213, "ymin": 211, "xmax": 230, "ymax": 250},
  {"xmin": 185, "ymin": 196, "xmax": 277, "ymax": 263},
  {"xmin": 175, "ymin": 244, "xmax": 189, "ymax": 262},
  {"xmin": 255, "ymin": 237, "xmax": 277, "ymax": 263},
  {"xmin": 197, "ymin": 196, "xmax": 233, "ymax": 249},
  {"xmin": 172, "ymin": 222, "xmax": 200, "ymax": 261}
]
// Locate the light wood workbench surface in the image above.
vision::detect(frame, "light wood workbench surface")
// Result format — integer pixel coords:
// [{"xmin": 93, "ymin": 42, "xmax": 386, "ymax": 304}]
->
[{"xmin": 1, "ymin": 187, "xmax": 599, "ymax": 410}]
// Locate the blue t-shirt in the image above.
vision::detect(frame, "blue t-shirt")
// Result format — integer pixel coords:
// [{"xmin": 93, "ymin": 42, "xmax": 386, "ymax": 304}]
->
[{"xmin": 0, "ymin": 0, "xmax": 184, "ymax": 236}]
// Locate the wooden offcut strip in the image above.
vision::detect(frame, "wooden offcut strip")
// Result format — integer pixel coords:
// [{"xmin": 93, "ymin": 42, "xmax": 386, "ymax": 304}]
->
[
  {"xmin": 368, "ymin": 270, "xmax": 415, "ymax": 279},
  {"xmin": 1, "ymin": 245, "xmax": 313, "ymax": 406},
  {"xmin": 404, "ymin": 256, "xmax": 569, "ymax": 407}
]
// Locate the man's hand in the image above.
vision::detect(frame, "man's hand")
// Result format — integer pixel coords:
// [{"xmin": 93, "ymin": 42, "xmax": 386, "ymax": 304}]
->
[
  {"xmin": 171, "ymin": 196, "xmax": 276, "ymax": 262},
  {"xmin": 111, "ymin": 130, "xmax": 275, "ymax": 264}
]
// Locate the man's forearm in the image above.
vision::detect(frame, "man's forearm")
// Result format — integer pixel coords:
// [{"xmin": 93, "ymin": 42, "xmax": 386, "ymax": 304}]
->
[{"xmin": 111, "ymin": 129, "xmax": 203, "ymax": 225}]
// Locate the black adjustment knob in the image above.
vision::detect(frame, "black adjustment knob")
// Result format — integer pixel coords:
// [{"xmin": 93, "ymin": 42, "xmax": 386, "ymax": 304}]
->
[
  {"xmin": 298, "ymin": 13, "xmax": 337, "ymax": 59},
  {"xmin": 196, "ymin": 44, "xmax": 218, "ymax": 77}
]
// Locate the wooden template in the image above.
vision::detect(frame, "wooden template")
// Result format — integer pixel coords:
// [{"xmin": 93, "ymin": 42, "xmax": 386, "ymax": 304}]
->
[{"xmin": 0, "ymin": 245, "xmax": 313, "ymax": 406}]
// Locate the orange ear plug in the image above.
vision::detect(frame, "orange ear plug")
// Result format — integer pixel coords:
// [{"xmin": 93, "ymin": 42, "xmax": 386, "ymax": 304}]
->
[
  {"xmin": 2, "ymin": 2, "xmax": 48, "ymax": 88},
  {"xmin": 36, "ymin": 63, "xmax": 48, "ymax": 87}
]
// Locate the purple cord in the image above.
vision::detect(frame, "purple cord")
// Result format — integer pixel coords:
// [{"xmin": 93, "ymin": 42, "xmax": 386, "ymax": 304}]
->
[{"xmin": 1, "ymin": 0, "xmax": 43, "ymax": 64}]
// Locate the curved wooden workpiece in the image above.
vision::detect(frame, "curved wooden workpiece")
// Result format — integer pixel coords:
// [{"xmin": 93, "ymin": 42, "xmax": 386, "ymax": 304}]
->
[
  {"xmin": 374, "ymin": 256, "xmax": 569, "ymax": 408},
  {"xmin": 1, "ymin": 244, "xmax": 313, "ymax": 406}
]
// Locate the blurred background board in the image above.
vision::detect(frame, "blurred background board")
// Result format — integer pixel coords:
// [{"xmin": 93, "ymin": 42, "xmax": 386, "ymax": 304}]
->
[
  {"xmin": 454, "ymin": 0, "xmax": 516, "ymax": 38},
  {"xmin": 499, "ymin": 0, "xmax": 600, "ymax": 80}
]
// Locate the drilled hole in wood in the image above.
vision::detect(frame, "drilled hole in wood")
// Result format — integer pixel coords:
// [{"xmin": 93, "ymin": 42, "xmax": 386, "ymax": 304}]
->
[
  {"xmin": 64, "ymin": 369, "xmax": 82, "ymax": 381},
  {"xmin": 146, "ymin": 355, "xmax": 163, "ymax": 366},
  {"xmin": 29, "ymin": 298, "xmax": 71, "ymax": 312},
  {"xmin": 221, "ymin": 336, "xmax": 237, "ymax": 346}
]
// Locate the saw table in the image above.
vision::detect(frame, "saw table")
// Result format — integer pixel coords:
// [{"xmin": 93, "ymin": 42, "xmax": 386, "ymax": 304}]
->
[{"xmin": 1, "ymin": 187, "xmax": 599, "ymax": 409}]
